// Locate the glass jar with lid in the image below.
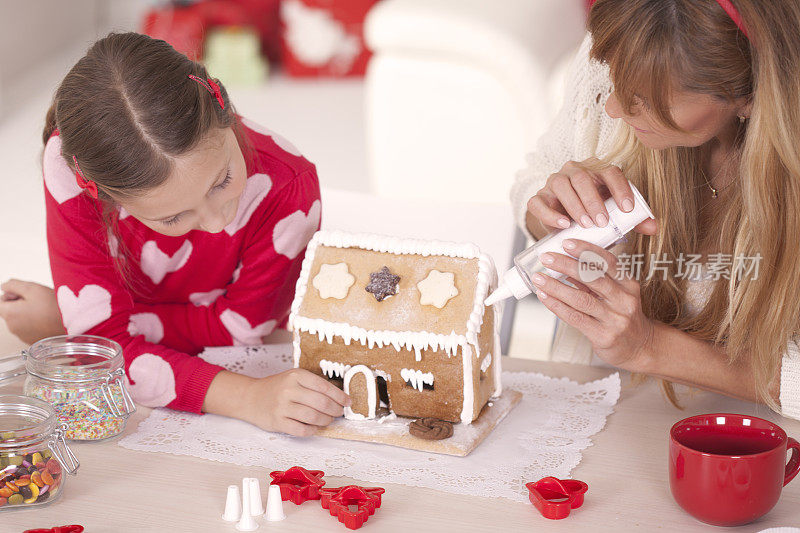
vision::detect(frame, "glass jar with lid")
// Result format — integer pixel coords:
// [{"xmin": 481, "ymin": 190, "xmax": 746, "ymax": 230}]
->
[
  {"xmin": 0, "ymin": 394, "xmax": 79, "ymax": 510},
  {"xmin": 0, "ymin": 335, "xmax": 135, "ymax": 441}
]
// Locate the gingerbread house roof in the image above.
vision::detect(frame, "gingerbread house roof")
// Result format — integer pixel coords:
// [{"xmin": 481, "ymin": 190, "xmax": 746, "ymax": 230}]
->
[{"xmin": 289, "ymin": 231, "xmax": 498, "ymax": 364}]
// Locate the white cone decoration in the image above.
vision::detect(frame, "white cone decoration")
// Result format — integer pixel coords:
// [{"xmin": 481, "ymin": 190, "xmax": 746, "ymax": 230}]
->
[
  {"xmin": 236, "ymin": 478, "xmax": 259, "ymax": 531},
  {"xmin": 264, "ymin": 484, "xmax": 286, "ymax": 522},
  {"xmin": 222, "ymin": 484, "xmax": 242, "ymax": 522},
  {"xmin": 248, "ymin": 477, "xmax": 265, "ymax": 516}
]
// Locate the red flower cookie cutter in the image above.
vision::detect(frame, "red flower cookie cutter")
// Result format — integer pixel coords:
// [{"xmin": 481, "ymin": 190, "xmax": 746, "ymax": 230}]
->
[
  {"xmin": 269, "ymin": 466, "xmax": 326, "ymax": 505},
  {"xmin": 525, "ymin": 477, "xmax": 588, "ymax": 520},
  {"xmin": 319, "ymin": 485, "xmax": 386, "ymax": 530}
]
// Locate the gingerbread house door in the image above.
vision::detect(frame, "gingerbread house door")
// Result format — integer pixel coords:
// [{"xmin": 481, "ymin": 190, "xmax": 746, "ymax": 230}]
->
[{"xmin": 343, "ymin": 365, "xmax": 378, "ymax": 420}]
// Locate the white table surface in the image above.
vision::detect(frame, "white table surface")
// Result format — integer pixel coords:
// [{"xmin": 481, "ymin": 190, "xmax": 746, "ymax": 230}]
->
[{"xmin": 1, "ymin": 321, "xmax": 799, "ymax": 532}]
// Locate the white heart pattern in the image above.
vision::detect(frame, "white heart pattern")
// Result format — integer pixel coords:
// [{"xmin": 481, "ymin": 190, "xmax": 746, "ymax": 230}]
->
[
  {"xmin": 240, "ymin": 117, "xmax": 303, "ymax": 157},
  {"xmin": 56, "ymin": 284, "xmax": 112, "ymax": 335},
  {"xmin": 127, "ymin": 312, "xmax": 164, "ymax": 343},
  {"xmin": 231, "ymin": 262, "xmax": 243, "ymax": 284},
  {"xmin": 107, "ymin": 231, "xmax": 119, "ymax": 258},
  {"xmin": 189, "ymin": 288, "xmax": 226, "ymax": 307},
  {"xmin": 43, "ymin": 136, "xmax": 83, "ymax": 204},
  {"xmin": 127, "ymin": 353, "xmax": 177, "ymax": 407},
  {"xmin": 224, "ymin": 173, "xmax": 273, "ymax": 236},
  {"xmin": 220, "ymin": 309, "xmax": 277, "ymax": 346},
  {"xmin": 273, "ymin": 200, "xmax": 321, "ymax": 260},
  {"xmin": 140, "ymin": 240, "xmax": 193, "ymax": 285}
]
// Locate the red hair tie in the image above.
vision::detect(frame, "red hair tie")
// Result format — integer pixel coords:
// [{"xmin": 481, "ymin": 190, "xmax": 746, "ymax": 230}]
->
[
  {"xmin": 588, "ymin": 0, "xmax": 749, "ymax": 41},
  {"xmin": 188, "ymin": 75, "xmax": 226, "ymax": 110},
  {"xmin": 72, "ymin": 155, "xmax": 98, "ymax": 199}
]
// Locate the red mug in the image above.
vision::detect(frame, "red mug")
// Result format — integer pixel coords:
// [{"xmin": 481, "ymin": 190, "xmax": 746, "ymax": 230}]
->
[{"xmin": 669, "ymin": 413, "xmax": 800, "ymax": 526}]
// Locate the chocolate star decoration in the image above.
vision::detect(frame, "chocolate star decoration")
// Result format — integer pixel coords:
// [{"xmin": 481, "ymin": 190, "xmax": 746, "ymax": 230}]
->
[{"xmin": 365, "ymin": 266, "xmax": 401, "ymax": 301}]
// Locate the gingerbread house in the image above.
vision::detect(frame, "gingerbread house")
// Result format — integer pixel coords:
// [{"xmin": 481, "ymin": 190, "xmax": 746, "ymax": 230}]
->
[{"xmin": 288, "ymin": 231, "xmax": 502, "ymax": 424}]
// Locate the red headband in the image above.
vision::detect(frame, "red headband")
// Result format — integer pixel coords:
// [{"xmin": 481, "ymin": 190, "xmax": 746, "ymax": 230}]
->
[
  {"xmin": 588, "ymin": 0, "xmax": 749, "ymax": 40},
  {"xmin": 188, "ymin": 75, "xmax": 225, "ymax": 110}
]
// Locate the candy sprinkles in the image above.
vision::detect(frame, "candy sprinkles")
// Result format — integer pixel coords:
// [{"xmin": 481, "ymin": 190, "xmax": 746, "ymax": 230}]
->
[
  {"xmin": 26, "ymin": 381, "xmax": 127, "ymax": 441},
  {"xmin": 15, "ymin": 336, "xmax": 136, "ymax": 442}
]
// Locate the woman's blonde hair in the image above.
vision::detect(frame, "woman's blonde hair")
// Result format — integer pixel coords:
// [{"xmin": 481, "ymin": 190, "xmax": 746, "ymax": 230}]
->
[{"xmin": 588, "ymin": 0, "xmax": 800, "ymax": 408}]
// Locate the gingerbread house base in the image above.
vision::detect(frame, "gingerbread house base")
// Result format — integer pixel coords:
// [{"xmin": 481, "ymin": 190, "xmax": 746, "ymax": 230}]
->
[{"xmin": 315, "ymin": 389, "xmax": 521, "ymax": 457}]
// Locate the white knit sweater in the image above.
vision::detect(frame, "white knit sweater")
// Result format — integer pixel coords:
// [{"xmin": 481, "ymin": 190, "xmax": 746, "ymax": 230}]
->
[{"xmin": 510, "ymin": 33, "xmax": 800, "ymax": 420}]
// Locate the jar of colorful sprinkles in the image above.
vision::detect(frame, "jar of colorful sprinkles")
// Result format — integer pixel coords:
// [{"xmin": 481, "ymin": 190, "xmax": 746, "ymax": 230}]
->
[
  {"xmin": 0, "ymin": 394, "xmax": 79, "ymax": 510},
  {"xmin": 1, "ymin": 335, "xmax": 136, "ymax": 441}
]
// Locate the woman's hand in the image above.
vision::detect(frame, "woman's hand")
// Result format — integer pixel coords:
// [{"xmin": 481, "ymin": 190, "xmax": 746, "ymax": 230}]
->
[
  {"xmin": 239, "ymin": 368, "xmax": 350, "ymax": 437},
  {"xmin": 0, "ymin": 280, "xmax": 65, "ymax": 344},
  {"xmin": 526, "ymin": 159, "xmax": 658, "ymax": 237},
  {"xmin": 531, "ymin": 239, "xmax": 657, "ymax": 370}
]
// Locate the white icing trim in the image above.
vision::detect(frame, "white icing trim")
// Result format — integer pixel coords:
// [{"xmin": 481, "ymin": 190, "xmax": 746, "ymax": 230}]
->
[
  {"xmin": 291, "ymin": 316, "xmax": 466, "ymax": 361},
  {"xmin": 460, "ymin": 344, "xmax": 475, "ymax": 424},
  {"xmin": 288, "ymin": 231, "xmax": 496, "ymax": 361},
  {"xmin": 343, "ymin": 365, "xmax": 377, "ymax": 420},
  {"xmin": 492, "ymin": 293, "xmax": 503, "ymax": 398},
  {"xmin": 313, "ymin": 230, "xmax": 482, "ymax": 259},
  {"xmin": 467, "ymin": 254, "xmax": 496, "ymax": 360},
  {"xmin": 319, "ymin": 359, "xmax": 351, "ymax": 379},
  {"xmin": 377, "ymin": 412, "xmax": 397, "ymax": 424},
  {"xmin": 400, "ymin": 368, "xmax": 434, "ymax": 392},
  {"xmin": 286, "ymin": 231, "xmax": 502, "ymax": 421},
  {"xmin": 480, "ymin": 353, "xmax": 492, "ymax": 373},
  {"xmin": 292, "ymin": 331, "xmax": 302, "ymax": 369},
  {"xmin": 374, "ymin": 369, "xmax": 392, "ymax": 382},
  {"xmin": 290, "ymin": 234, "xmax": 322, "ymax": 368}
]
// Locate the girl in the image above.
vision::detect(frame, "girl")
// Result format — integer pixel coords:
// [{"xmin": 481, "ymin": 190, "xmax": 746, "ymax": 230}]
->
[
  {"xmin": 512, "ymin": 0, "xmax": 800, "ymax": 418},
  {"xmin": 0, "ymin": 32, "xmax": 349, "ymax": 436}
]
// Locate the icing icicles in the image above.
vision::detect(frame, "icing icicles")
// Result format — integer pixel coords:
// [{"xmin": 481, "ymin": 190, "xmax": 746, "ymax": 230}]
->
[
  {"xmin": 480, "ymin": 353, "xmax": 492, "ymax": 373},
  {"xmin": 319, "ymin": 359, "xmax": 351, "ymax": 379},
  {"xmin": 287, "ymin": 230, "xmax": 502, "ymax": 425},
  {"xmin": 291, "ymin": 317, "xmax": 468, "ymax": 359},
  {"xmin": 400, "ymin": 368, "xmax": 434, "ymax": 392}
]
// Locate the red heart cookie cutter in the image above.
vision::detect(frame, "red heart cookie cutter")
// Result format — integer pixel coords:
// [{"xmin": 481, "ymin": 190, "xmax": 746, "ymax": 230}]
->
[
  {"xmin": 269, "ymin": 466, "xmax": 326, "ymax": 505},
  {"xmin": 319, "ymin": 485, "xmax": 386, "ymax": 530},
  {"xmin": 525, "ymin": 477, "xmax": 588, "ymax": 520}
]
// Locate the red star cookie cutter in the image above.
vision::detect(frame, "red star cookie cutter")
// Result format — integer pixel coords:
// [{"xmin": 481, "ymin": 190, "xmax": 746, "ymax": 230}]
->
[
  {"xmin": 319, "ymin": 485, "xmax": 386, "ymax": 530},
  {"xmin": 525, "ymin": 477, "xmax": 588, "ymax": 520},
  {"xmin": 269, "ymin": 466, "xmax": 326, "ymax": 505}
]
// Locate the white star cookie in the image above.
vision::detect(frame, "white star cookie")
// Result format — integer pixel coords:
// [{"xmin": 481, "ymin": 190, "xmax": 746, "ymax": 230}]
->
[
  {"xmin": 313, "ymin": 262, "xmax": 355, "ymax": 299},
  {"xmin": 417, "ymin": 270, "xmax": 459, "ymax": 309}
]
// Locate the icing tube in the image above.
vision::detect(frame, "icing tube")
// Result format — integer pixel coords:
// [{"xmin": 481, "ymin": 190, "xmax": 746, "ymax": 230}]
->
[{"xmin": 485, "ymin": 181, "xmax": 654, "ymax": 307}]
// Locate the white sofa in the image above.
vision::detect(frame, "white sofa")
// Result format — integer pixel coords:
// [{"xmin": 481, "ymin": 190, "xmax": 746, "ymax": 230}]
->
[{"xmin": 364, "ymin": 0, "xmax": 586, "ymax": 204}]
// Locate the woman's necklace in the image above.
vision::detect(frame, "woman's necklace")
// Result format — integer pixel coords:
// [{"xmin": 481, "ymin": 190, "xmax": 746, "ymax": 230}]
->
[{"xmin": 700, "ymin": 150, "xmax": 738, "ymax": 199}]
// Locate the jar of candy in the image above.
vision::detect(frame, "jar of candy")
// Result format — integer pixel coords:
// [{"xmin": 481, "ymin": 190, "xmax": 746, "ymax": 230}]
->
[
  {"xmin": 0, "ymin": 394, "xmax": 79, "ymax": 510},
  {"xmin": 0, "ymin": 335, "xmax": 135, "ymax": 441}
]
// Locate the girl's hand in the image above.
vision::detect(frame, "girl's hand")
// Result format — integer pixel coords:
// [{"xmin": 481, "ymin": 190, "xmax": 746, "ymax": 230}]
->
[
  {"xmin": 0, "ymin": 280, "xmax": 65, "ymax": 345},
  {"xmin": 527, "ymin": 159, "xmax": 658, "ymax": 235},
  {"xmin": 531, "ymin": 239, "xmax": 656, "ymax": 370},
  {"xmin": 242, "ymin": 368, "xmax": 350, "ymax": 437}
]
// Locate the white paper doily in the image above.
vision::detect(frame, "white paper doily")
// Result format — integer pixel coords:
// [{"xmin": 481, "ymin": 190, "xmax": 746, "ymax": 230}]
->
[{"xmin": 118, "ymin": 345, "xmax": 620, "ymax": 502}]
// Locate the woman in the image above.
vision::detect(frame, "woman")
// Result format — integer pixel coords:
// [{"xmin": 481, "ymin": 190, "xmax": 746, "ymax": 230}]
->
[{"xmin": 511, "ymin": 0, "xmax": 800, "ymax": 417}]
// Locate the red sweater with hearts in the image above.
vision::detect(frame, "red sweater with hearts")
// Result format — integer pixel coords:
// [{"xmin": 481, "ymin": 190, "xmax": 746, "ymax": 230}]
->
[{"xmin": 44, "ymin": 118, "xmax": 321, "ymax": 413}]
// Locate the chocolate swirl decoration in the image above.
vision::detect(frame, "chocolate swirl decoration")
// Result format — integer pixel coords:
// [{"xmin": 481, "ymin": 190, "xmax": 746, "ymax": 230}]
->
[{"xmin": 409, "ymin": 418, "xmax": 454, "ymax": 440}]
